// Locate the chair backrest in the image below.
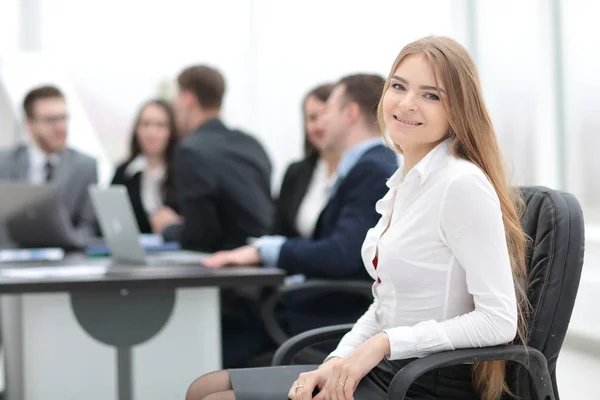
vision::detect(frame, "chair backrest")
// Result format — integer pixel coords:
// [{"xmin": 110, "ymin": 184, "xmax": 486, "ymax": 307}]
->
[{"xmin": 508, "ymin": 187, "xmax": 585, "ymax": 399}]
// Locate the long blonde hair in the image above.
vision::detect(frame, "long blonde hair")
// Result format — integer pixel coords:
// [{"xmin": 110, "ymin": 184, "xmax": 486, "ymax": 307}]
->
[{"xmin": 377, "ymin": 36, "xmax": 529, "ymax": 400}]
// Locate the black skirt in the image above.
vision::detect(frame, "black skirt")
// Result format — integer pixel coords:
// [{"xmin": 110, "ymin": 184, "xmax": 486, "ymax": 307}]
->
[{"xmin": 229, "ymin": 357, "xmax": 478, "ymax": 400}]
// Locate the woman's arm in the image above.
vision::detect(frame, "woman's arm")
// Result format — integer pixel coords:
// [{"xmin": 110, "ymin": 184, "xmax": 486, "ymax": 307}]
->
[{"xmin": 325, "ymin": 298, "xmax": 381, "ymax": 360}]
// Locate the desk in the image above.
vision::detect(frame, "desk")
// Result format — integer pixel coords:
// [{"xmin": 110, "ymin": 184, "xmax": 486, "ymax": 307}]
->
[{"xmin": 0, "ymin": 254, "xmax": 284, "ymax": 400}]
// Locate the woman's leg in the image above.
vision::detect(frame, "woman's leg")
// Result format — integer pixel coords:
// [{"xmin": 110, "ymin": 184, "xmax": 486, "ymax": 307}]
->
[
  {"xmin": 201, "ymin": 392, "xmax": 235, "ymax": 400},
  {"xmin": 186, "ymin": 370, "xmax": 232, "ymax": 400},
  {"xmin": 188, "ymin": 365, "xmax": 318, "ymax": 400}
]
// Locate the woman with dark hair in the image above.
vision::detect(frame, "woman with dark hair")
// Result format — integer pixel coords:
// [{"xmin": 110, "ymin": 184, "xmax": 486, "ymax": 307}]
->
[
  {"xmin": 274, "ymin": 83, "xmax": 337, "ymax": 238},
  {"xmin": 111, "ymin": 99, "xmax": 180, "ymax": 234}
]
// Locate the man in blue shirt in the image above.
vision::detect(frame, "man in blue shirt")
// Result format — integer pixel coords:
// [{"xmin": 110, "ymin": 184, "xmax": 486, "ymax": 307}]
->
[{"xmin": 204, "ymin": 74, "xmax": 399, "ymax": 367}]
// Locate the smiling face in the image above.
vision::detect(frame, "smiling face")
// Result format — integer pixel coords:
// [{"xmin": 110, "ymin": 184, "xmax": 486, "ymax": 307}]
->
[{"xmin": 382, "ymin": 54, "xmax": 450, "ymax": 158}]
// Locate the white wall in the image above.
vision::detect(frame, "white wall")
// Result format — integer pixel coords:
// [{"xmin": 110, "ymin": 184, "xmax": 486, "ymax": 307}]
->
[
  {"xmin": 252, "ymin": 0, "xmax": 465, "ymax": 186},
  {"xmin": 475, "ymin": 0, "xmax": 558, "ymax": 187},
  {"xmin": 38, "ymin": 0, "xmax": 254, "ymax": 172},
  {"xmin": 3, "ymin": 0, "xmax": 588, "ymax": 194},
  {"xmin": 0, "ymin": 0, "xmax": 19, "ymax": 53},
  {"xmin": 0, "ymin": 84, "xmax": 17, "ymax": 148},
  {"xmin": 0, "ymin": 0, "xmax": 19, "ymax": 147},
  {"xmin": 0, "ymin": 0, "xmax": 115, "ymax": 182},
  {"xmin": 29, "ymin": 0, "xmax": 468, "ymax": 189},
  {"xmin": 1, "ymin": 0, "xmax": 589, "ymax": 194},
  {"xmin": 562, "ymin": 0, "xmax": 600, "ymax": 223}
]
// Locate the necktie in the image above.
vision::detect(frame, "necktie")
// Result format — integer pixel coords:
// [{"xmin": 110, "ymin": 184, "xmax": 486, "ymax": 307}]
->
[{"xmin": 44, "ymin": 160, "xmax": 54, "ymax": 182}]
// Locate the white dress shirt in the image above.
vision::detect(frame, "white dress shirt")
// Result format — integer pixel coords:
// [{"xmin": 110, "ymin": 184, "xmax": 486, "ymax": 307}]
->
[
  {"xmin": 28, "ymin": 143, "xmax": 60, "ymax": 184},
  {"xmin": 125, "ymin": 155, "xmax": 166, "ymax": 215},
  {"xmin": 327, "ymin": 138, "xmax": 518, "ymax": 361},
  {"xmin": 295, "ymin": 159, "xmax": 334, "ymax": 238}
]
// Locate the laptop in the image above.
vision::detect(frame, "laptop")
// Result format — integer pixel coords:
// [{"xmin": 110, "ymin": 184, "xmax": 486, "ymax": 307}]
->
[
  {"xmin": 88, "ymin": 185, "xmax": 207, "ymax": 266},
  {"xmin": 0, "ymin": 183, "xmax": 85, "ymax": 249}
]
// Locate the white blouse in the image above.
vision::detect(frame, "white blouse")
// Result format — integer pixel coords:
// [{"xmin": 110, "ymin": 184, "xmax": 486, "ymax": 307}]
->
[
  {"xmin": 295, "ymin": 159, "xmax": 334, "ymax": 238},
  {"xmin": 125, "ymin": 155, "xmax": 166, "ymax": 215},
  {"xmin": 27, "ymin": 143, "xmax": 60, "ymax": 184},
  {"xmin": 327, "ymin": 139, "xmax": 518, "ymax": 361}
]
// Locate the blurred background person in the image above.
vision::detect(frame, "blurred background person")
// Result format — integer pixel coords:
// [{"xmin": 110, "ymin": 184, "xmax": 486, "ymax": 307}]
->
[
  {"xmin": 0, "ymin": 85, "xmax": 98, "ymax": 247},
  {"xmin": 155, "ymin": 65, "xmax": 274, "ymax": 252},
  {"xmin": 110, "ymin": 99, "xmax": 180, "ymax": 235},
  {"xmin": 273, "ymin": 83, "xmax": 337, "ymax": 239},
  {"xmin": 204, "ymin": 74, "xmax": 399, "ymax": 368}
]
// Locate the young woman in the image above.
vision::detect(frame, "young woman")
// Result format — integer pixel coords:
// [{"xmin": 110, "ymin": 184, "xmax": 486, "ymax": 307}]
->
[
  {"xmin": 274, "ymin": 83, "xmax": 336, "ymax": 239},
  {"xmin": 186, "ymin": 36, "xmax": 528, "ymax": 400},
  {"xmin": 111, "ymin": 99, "xmax": 180, "ymax": 234}
]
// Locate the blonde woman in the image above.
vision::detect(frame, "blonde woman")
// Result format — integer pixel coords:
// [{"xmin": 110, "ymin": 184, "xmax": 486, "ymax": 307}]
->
[{"xmin": 185, "ymin": 35, "xmax": 527, "ymax": 400}]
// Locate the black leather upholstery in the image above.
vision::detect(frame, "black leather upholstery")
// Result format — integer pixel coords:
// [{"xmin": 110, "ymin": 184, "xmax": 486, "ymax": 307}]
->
[{"xmin": 508, "ymin": 187, "xmax": 585, "ymax": 399}]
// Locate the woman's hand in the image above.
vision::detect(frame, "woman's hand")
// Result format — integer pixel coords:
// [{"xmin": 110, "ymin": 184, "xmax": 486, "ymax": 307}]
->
[
  {"xmin": 288, "ymin": 359, "xmax": 341, "ymax": 400},
  {"xmin": 202, "ymin": 245, "xmax": 261, "ymax": 268},
  {"xmin": 317, "ymin": 333, "xmax": 390, "ymax": 400},
  {"xmin": 150, "ymin": 206, "xmax": 183, "ymax": 234}
]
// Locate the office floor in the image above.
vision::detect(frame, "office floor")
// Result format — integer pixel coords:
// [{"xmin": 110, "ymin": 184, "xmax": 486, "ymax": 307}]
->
[
  {"xmin": 557, "ymin": 342, "xmax": 597, "ymax": 399},
  {"xmin": 0, "ymin": 344, "xmax": 593, "ymax": 397},
  {"xmin": 0, "ymin": 341, "xmax": 595, "ymax": 398}
]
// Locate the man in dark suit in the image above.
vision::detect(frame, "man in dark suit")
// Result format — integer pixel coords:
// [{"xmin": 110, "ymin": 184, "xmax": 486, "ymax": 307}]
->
[
  {"xmin": 0, "ymin": 85, "xmax": 98, "ymax": 247},
  {"xmin": 204, "ymin": 74, "xmax": 399, "ymax": 367},
  {"xmin": 152, "ymin": 65, "xmax": 274, "ymax": 252}
]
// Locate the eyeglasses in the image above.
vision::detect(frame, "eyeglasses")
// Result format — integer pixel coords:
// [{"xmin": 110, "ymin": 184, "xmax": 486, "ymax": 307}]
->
[{"xmin": 31, "ymin": 114, "xmax": 69, "ymax": 125}]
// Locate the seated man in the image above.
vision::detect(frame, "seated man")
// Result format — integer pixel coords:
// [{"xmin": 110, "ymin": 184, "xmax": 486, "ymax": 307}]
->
[
  {"xmin": 0, "ymin": 85, "xmax": 98, "ymax": 247},
  {"xmin": 153, "ymin": 65, "xmax": 274, "ymax": 252},
  {"xmin": 204, "ymin": 74, "xmax": 399, "ymax": 367}
]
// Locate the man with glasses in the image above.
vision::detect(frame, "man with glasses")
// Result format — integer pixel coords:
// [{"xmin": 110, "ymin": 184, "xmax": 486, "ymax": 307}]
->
[{"xmin": 0, "ymin": 85, "xmax": 98, "ymax": 247}]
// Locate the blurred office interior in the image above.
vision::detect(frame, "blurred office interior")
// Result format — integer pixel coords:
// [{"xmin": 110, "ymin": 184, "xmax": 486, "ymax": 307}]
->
[{"xmin": 0, "ymin": 0, "xmax": 598, "ymax": 398}]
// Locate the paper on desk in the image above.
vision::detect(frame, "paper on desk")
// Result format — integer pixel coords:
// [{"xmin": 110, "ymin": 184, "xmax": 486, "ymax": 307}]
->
[
  {"xmin": 0, "ymin": 265, "xmax": 107, "ymax": 279},
  {"xmin": 0, "ymin": 248, "xmax": 64, "ymax": 263},
  {"xmin": 139, "ymin": 234, "xmax": 164, "ymax": 247}
]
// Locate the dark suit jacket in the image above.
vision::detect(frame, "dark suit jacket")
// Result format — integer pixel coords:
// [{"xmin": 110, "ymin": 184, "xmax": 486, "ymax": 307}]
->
[
  {"xmin": 111, "ymin": 161, "xmax": 179, "ymax": 234},
  {"xmin": 277, "ymin": 144, "xmax": 398, "ymax": 334},
  {"xmin": 273, "ymin": 155, "xmax": 318, "ymax": 237},
  {"xmin": 163, "ymin": 119, "xmax": 274, "ymax": 252},
  {"xmin": 278, "ymin": 144, "xmax": 397, "ymax": 278},
  {"xmin": 0, "ymin": 144, "xmax": 98, "ymax": 247}
]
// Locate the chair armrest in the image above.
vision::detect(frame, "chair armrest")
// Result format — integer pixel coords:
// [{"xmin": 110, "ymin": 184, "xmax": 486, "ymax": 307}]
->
[
  {"xmin": 272, "ymin": 324, "xmax": 354, "ymax": 366},
  {"xmin": 388, "ymin": 345, "xmax": 554, "ymax": 400},
  {"xmin": 260, "ymin": 280, "xmax": 372, "ymax": 345}
]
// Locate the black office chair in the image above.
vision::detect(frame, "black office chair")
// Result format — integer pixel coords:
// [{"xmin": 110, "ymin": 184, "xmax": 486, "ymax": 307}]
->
[{"xmin": 272, "ymin": 186, "xmax": 585, "ymax": 400}]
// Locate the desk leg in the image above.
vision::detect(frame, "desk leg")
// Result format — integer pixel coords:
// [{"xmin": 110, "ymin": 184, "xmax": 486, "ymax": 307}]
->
[
  {"xmin": 117, "ymin": 347, "xmax": 132, "ymax": 400},
  {"xmin": 0, "ymin": 296, "xmax": 23, "ymax": 400},
  {"xmin": 132, "ymin": 287, "xmax": 222, "ymax": 398}
]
